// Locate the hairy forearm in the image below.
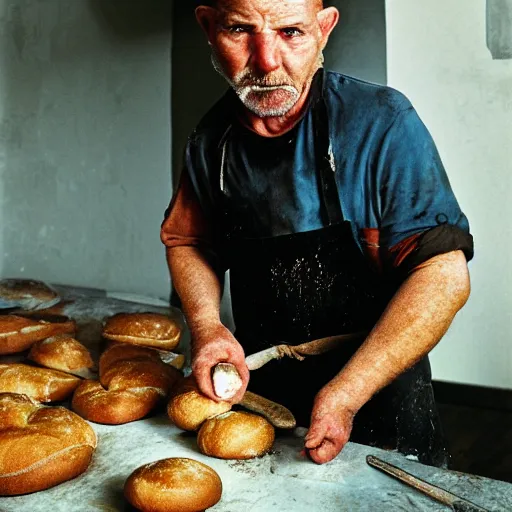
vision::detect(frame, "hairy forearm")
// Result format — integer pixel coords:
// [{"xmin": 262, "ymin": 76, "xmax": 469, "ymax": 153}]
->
[
  {"xmin": 329, "ymin": 250, "xmax": 471, "ymax": 412},
  {"xmin": 166, "ymin": 246, "xmax": 223, "ymax": 335}
]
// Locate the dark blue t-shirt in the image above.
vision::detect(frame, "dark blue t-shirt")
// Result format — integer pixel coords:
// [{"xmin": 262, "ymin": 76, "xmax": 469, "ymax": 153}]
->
[{"xmin": 183, "ymin": 70, "xmax": 473, "ymax": 272}]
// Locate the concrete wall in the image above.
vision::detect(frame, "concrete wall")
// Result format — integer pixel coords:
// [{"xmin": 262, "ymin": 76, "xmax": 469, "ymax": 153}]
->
[
  {"xmin": 0, "ymin": 0, "xmax": 173, "ymax": 300},
  {"xmin": 387, "ymin": 0, "xmax": 512, "ymax": 389}
]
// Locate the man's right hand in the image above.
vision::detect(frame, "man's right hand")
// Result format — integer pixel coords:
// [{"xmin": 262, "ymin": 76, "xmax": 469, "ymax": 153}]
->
[{"xmin": 191, "ymin": 323, "xmax": 249, "ymax": 404}]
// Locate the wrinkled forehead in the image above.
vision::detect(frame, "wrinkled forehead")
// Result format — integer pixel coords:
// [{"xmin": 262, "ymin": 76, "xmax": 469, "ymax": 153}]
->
[{"xmin": 210, "ymin": 0, "xmax": 322, "ymax": 21}]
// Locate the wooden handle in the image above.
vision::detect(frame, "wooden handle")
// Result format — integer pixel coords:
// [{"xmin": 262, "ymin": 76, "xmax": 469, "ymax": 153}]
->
[{"xmin": 245, "ymin": 331, "xmax": 368, "ymax": 371}]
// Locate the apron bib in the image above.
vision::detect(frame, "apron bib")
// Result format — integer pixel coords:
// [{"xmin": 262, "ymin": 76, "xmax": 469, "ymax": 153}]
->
[{"xmin": 214, "ymin": 78, "xmax": 448, "ymax": 467}]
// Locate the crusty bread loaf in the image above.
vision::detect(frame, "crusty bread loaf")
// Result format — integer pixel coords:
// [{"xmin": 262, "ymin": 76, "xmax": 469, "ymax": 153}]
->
[
  {"xmin": 28, "ymin": 335, "xmax": 95, "ymax": 378},
  {"xmin": 0, "ymin": 315, "xmax": 76, "ymax": 355},
  {"xmin": 72, "ymin": 344, "xmax": 182, "ymax": 424},
  {"xmin": 124, "ymin": 458, "xmax": 222, "ymax": 512},
  {"xmin": 99, "ymin": 344, "xmax": 183, "ymax": 392},
  {"xmin": 102, "ymin": 313, "xmax": 181, "ymax": 351},
  {"xmin": 0, "ymin": 364, "xmax": 81, "ymax": 402},
  {"xmin": 0, "ymin": 393, "xmax": 97, "ymax": 496},
  {"xmin": 167, "ymin": 376, "xmax": 231, "ymax": 432},
  {"xmin": 100, "ymin": 342, "xmax": 184, "ymax": 374},
  {"xmin": 197, "ymin": 411, "xmax": 275, "ymax": 460},
  {"xmin": 72, "ymin": 379, "xmax": 163, "ymax": 425},
  {"xmin": 0, "ymin": 278, "xmax": 60, "ymax": 311}
]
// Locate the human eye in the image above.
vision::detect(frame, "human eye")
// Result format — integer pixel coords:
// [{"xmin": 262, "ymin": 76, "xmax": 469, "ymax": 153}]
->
[
  {"xmin": 280, "ymin": 27, "xmax": 304, "ymax": 38},
  {"xmin": 226, "ymin": 24, "xmax": 253, "ymax": 34}
]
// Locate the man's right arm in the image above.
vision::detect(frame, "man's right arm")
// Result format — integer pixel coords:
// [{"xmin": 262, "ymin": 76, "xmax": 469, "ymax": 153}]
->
[{"xmin": 161, "ymin": 170, "xmax": 249, "ymax": 402}]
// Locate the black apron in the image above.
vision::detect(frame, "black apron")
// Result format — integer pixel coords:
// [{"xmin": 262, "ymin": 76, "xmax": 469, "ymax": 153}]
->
[{"xmin": 215, "ymin": 82, "xmax": 448, "ymax": 468}]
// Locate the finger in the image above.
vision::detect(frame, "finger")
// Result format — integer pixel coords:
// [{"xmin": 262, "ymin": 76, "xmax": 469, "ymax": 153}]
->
[
  {"xmin": 193, "ymin": 364, "xmax": 218, "ymax": 401},
  {"xmin": 309, "ymin": 436, "xmax": 345, "ymax": 465},
  {"xmin": 308, "ymin": 441, "xmax": 336, "ymax": 465},
  {"xmin": 304, "ymin": 423, "xmax": 328, "ymax": 449}
]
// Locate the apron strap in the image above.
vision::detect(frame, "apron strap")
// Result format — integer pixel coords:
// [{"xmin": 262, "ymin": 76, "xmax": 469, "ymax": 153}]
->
[{"xmin": 312, "ymin": 76, "xmax": 345, "ymax": 226}]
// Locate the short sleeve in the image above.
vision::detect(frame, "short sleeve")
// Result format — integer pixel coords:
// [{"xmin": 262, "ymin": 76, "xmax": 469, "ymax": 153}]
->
[
  {"xmin": 160, "ymin": 167, "xmax": 213, "ymax": 250},
  {"xmin": 376, "ymin": 105, "xmax": 474, "ymax": 272}
]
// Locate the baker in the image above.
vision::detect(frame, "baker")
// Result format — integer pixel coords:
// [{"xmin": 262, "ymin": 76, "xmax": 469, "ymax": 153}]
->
[{"xmin": 161, "ymin": 0, "xmax": 473, "ymax": 468}]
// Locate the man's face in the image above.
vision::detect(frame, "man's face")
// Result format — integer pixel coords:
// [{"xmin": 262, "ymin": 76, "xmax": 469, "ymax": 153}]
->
[{"xmin": 198, "ymin": 0, "xmax": 334, "ymax": 118}]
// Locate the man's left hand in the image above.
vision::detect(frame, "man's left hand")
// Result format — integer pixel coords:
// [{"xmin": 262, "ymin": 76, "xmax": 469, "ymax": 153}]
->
[{"xmin": 305, "ymin": 385, "xmax": 356, "ymax": 464}]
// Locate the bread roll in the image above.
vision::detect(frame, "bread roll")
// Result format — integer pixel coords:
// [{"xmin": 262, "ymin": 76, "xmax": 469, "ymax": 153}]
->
[
  {"xmin": 0, "ymin": 393, "xmax": 97, "ymax": 496},
  {"xmin": 28, "ymin": 335, "xmax": 95, "ymax": 378},
  {"xmin": 72, "ymin": 379, "xmax": 162, "ymax": 425},
  {"xmin": 72, "ymin": 344, "xmax": 182, "ymax": 424},
  {"xmin": 100, "ymin": 342, "xmax": 184, "ymax": 374},
  {"xmin": 198, "ymin": 411, "xmax": 275, "ymax": 460},
  {"xmin": 99, "ymin": 344, "xmax": 183, "ymax": 392},
  {"xmin": 0, "ymin": 278, "xmax": 60, "ymax": 311},
  {"xmin": 167, "ymin": 376, "xmax": 231, "ymax": 432},
  {"xmin": 124, "ymin": 458, "xmax": 222, "ymax": 512},
  {"xmin": 0, "ymin": 315, "xmax": 76, "ymax": 355},
  {"xmin": 102, "ymin": 313, "xmax": 181, "ymax": 351},
  {"xmin": 0, "ymin": 364, "xmax": 81, "ymax": 402}
]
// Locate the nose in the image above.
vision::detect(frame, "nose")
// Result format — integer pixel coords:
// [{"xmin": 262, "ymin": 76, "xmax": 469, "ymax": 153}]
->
[{"xmin": 250, "ymin": 32, "xmax": 280, "ymax": 75}]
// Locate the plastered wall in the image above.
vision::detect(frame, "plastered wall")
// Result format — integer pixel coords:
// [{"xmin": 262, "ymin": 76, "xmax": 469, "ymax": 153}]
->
[
  {"xmin": 387, "ymin": 0, "xmax": 512, "ymax": 388},
  {"xmin": 0, "ymin": 0, "xmax": 173, "ymax": 299}
]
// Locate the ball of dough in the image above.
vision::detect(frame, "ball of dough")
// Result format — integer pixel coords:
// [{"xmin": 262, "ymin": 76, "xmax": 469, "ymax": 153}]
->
[
  {"xmin": 124, "ymin": 458, "xmax": 222, "ymax": 512},
  {"xmin": 197, "ymin": 411, "xmax": 275, "ymax": 460}
]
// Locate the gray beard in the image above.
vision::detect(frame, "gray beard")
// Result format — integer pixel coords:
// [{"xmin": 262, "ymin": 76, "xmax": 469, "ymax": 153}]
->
[{"xmin": 210, "ymin": 49, "xmax": 324, "ymax": 118}]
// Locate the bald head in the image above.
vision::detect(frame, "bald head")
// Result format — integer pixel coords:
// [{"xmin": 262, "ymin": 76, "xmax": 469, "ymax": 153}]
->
[{"xmin": 198, "ymin": 0, "xmax": 325, "ymax": 9}]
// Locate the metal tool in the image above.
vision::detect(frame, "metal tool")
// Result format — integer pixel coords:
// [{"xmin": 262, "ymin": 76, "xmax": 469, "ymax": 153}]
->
[{"xmin": 366, "ymin": 455, "xmax": 490, "ymax": 512}]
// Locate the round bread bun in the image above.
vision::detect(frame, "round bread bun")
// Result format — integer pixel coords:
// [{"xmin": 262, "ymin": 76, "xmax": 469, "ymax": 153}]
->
[
  {"xmin": 0, "ymin": 364, "xmax": 81, "ymax": 402},
  {"xmin": 28, "ymin": 335, "xmax": 95, "ymax": 378},
  {"xmin": 0, "ymin": 278, "xmax": 60, "ymax": 311},
  {"xmin": 0, "ymin": 393, "xmax": 97, "ymax": 496},
  {"xmin": 0, "ymin": 315, "xmax": 76, "ymax": 355},
  {"xmin": 124, "ymin": 458, "xmax": 222, "ymax": 512},
  {"xmin": 167, "ymin": 376, "xmax": 231, "ymax": 432},
  {"xmin": 102, "ymin": 313, "xmax": 181, "ymax": 351},
  {"xmin": 197, "ymin": 411, "xmax": 275, "ymax": 460}
]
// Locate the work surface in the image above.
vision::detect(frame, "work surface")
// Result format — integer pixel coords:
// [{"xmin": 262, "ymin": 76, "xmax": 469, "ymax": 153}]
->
[
  {"xmin": 1, "ymin": 418, "xmax": 511, "ymax": 512},
  {"xmin": 1, "ymin": 287, "xmax": 511, "ymax": 511}
]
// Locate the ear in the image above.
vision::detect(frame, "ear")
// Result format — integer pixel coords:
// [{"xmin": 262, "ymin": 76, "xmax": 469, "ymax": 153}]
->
[
  {"xmin": 317, "ymin": 7, "xmax": 339, "ymax": 49},
  {"xmin": 195, "ymin": 6, "xmax": 218, "ymax": 43}
]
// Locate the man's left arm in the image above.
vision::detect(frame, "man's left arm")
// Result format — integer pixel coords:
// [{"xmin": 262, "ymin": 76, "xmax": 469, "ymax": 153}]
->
[
  {"xmin": 306, "ymin": 98, "xmax": 473, "ymax": 464},
  {"xmin": 305, "ymin": 249, "xmax": 470, "ymax": 464}
]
